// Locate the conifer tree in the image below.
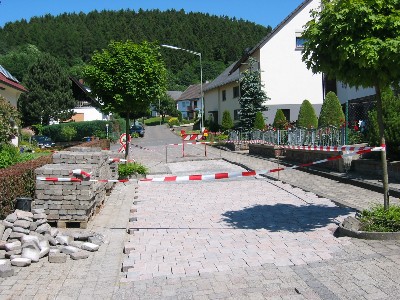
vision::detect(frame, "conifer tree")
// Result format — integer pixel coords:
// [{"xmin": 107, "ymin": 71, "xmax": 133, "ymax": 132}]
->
[
  {"xmin": 239, "ymin": 57, "xmax": 269, "ymax": 131},
  {"xmin": 273, "ymin": 109, "xmax": 288, "ymax": 130},
  {"xmin": 297, "ymin": 99, "xmax": 318, "ymax": 128},
  {"xmin": 253, "ymin": 111, "xmax": 265, "ymax": 130},
  {"xmin": 18, "ymin": 53, "xmax": 76, "ymax": 126},
  {"xmin": 221, "ymin": 110, "xmax": 233, "ymax": 131},
  {"xmin": 318, "ymin": 92, "xmax": 345, "ymax": 128}
]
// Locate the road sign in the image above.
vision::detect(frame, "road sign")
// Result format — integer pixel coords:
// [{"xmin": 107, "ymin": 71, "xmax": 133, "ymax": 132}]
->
[{"xmin": 118, "ymin": 133, "xmax": 131, "ymax": 153}]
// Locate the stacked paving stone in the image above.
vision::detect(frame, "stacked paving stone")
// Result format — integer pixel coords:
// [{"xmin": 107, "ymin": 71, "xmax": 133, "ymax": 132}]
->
[
  {"xmin": 34, "ymin": 147, "xmax": 121, "ymax": 228},
  {"xmin": 0, "ymin": 209, "xmax": 101, "ymax": 277}
]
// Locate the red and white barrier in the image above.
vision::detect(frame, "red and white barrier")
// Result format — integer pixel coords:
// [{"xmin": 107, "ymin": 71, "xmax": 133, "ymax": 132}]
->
[
  {"xmin": 277, "ymin": 145, "xmax": 375, "ymax": 152},
  {"xmin": 182, "ymin": 134, "xmax": 203, "ymax": 141},
  {"xmin": 168, "ymin": 141, "xmax": 218, "ymax": 146},
  {"xmin": 108, "ymin": 158, "xmax": 135, "ymax": 163},
  {"xmin": 37, "ymin": 177, "xmax": 129, "ymax": 183},
  {"xmin": 70, "ymin": 169, "xmax": 91, "ymax": 178}
]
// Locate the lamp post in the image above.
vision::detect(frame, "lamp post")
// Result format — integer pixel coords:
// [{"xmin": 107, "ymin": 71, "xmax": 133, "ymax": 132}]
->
[{"xmin": 161, "ymin": 44, "xmax": 204, "ymax": 131}]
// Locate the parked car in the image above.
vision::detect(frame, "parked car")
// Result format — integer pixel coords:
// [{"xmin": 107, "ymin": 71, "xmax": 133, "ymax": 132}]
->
[
  {"xmin": 130, "ymin": 125, "xmax": 145, "ymax": 137},
  {"xmin": 31, "ymin": 135, "xmax": 55, "ymax": 148}
]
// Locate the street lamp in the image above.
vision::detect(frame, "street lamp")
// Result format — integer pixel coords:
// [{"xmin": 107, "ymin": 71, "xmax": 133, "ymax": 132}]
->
[{"xmin": 161, "ymin": 44, "xmax": 204, "ymax": 131}]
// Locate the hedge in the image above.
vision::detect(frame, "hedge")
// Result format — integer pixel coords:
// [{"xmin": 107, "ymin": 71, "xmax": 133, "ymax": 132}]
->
[
  {"xmin": 42, "ymin": 119, "xmax": 125, "ymax": 142},
  {"xmin": 0, "ymin": 155, "xmax": 52, "ymax": 219}
]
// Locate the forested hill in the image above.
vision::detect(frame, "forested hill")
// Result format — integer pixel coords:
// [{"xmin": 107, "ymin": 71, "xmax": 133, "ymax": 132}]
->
[{"xmin": 0, "ymin": 9, "xmax": 271, "ymax": 89}]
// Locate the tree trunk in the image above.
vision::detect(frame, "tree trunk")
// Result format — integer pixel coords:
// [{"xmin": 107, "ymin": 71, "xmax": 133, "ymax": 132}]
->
[
  {"xmin": 125, "ymin": 113, "xmax": 130, "ymax": 160},
  {"xmin": 375, "ymin": 85, "xmax": 389, "ymax": 209}
]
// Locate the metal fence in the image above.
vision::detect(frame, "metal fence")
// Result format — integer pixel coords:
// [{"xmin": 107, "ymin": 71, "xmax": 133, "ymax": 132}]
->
[{"xmin": 228, "ymin": 126, "xmax": 346, "ymax": 147}]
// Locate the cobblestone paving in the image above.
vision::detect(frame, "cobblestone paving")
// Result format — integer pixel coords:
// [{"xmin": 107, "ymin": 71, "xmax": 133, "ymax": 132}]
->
[{"xmin": 2, "ymin": 132, "xmax": 400, "ymax": 299}]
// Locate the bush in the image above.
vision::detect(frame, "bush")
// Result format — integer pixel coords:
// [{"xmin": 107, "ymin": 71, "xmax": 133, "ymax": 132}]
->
[
  {"xmin": 359, "ymin": 204, "xmax": 400, "ymax": 232},
  {"xmin": 42, "ymin": 119, "xmax": 124, "ymax": 142},
  {"xmin": 61, "ymin": 125, "xmax": 77, "ymax": 142},
  {"xmin": 0, "ymin": 155, "xmax": 52, "ymax": 218},
  {"xmin": 253, "ymin": 111, "xmax": 265, "ymax": 130},
  {"xmin": 367, "ymin": 88, "xmax": 400, "ymax": 160},
  {"xmin": 0, "ymin": 96, "xmax": 20, "ymax": 144},
  {"xmin": 272, "ymin": 109, "xmax": 288, "ymax": 130},
  {"xmin": 118, "ymin": 162, "xmax": 148, "ymax": 179},
  {"xmin": 318, "ymin": 92, "xmax": 345, "ymax": 128},
  {"xmin": 0, "ymin": 144, "xmax": 34, "ymax": 169},
  {"xmin": 168, "ymin": 117, "xmax": 180, "ymax": 127},
  {"xmin": 297, "ymin": 99, "xmax": 318, "ymax": 128},
  {"xmin": 221, "ymin": 110, "xmax": 234, "ymax": 131}
]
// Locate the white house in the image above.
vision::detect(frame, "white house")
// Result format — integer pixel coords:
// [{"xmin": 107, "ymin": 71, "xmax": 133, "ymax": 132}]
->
[
  {"xmin": 0, "ymin": 65, "xmax": 27, "ymax": 146},
  {"xmin": 205, "ymin": 0, "xmax": 376, "ymax": 126},
  {"xmin": 177, "ymin": 83, "xmax": 208, "ymax": 120},
  {"xmin": 70, "ymin": 77, "xmax": 109, "ymax": 122}
]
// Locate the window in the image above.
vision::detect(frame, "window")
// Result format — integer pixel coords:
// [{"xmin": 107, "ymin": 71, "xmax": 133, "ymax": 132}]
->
[
  {"xmin": 233, "ymin": 86, "xmax": 239, "ymax": 98},
  {"xmin": 234, "ymin": 109, "xmax": 241, "ymax": 121},
  {"xmin": 296, "ymin": 37, "xmax": 306, "ymax": 49},
  {"xmin": 222, "ymin": 90, "xmax": 226, "ymax": 101}
]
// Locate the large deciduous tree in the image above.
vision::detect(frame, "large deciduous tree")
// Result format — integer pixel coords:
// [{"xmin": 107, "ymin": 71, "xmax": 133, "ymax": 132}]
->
[
  {"xmin": 151, "ymin": 93, "xmax": 178, "ymax": 123},
  {"xmin": 18, "ymin": 53, "xmax": 76, "ymax": 126},
  {"xmin": 239, "ymin": 57, "xmax": 269, "ymax": 131},
  {"xmin": 84, "ymin": 40, "xmax": 167, "ymax": 158},
  {"xmin": 302, "ymin": 0, "xmax": 400, "ymax": 209}
]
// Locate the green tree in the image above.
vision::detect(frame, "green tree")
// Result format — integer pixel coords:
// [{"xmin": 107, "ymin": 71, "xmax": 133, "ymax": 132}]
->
[
  {"xmin": 318, "ymin": 92, "xmax": 344, "ymax": 128},
  {"xmin": 0, "ymin": 44, "xmax": 43, "ymax": 82},
  {"xmin": 0, "ymin": 96, "xmax": 21, "ymax": 145},
  {"xmin": 272, "ymin": 109, "xmax": 288, "ymax": 130},
  {"xmin": 18, "ymin": 53, "xmax": 76, "ymax": 126},
  {"xmin": 239, "ymin": 57, "xmax": 269, "ymax": 131},
  {"xmin": 302, "ymin": 0, "xmax": 400, "ymax": 208},
  {"xmin": 297, "ymin": 99, "xmax": 318, "ymax": 129},
  {"xmin": 221, "ymin": 110, "xmax": 233, "ymax": 131},
  {"xmin": 84, "ymin": 40, "xmax": 167, "ymax": 158},
  {"xmin": 253, "ymin": 111, "xmax": 265, "ymax": 130},
  {"xmin": 151, "ymin": 93, "xmax": 177, "ymax": 123},
  {"xmin": 368, "ymin": 88, "xmax": 400, "ymax": 160}
]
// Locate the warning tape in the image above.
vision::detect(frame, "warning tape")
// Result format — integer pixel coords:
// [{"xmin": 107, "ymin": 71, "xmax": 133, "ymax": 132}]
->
[
  {"xmin": 168, "ymin": 142, "xmax": 219, "ymax": 146},
  {"xmin": 69, "ymin": 169, "xmax": 91, "ymax": 178},
  {"xmin": 36, "ymin": 146, "xmax": 384, "ymax": 183},
  {"xmin": 276, "ymin": 145, "xmax": 375, "ymax": 152},
  {"xmin": 108, "ymin": 158, "xmax": 136, "ymax": 163}
]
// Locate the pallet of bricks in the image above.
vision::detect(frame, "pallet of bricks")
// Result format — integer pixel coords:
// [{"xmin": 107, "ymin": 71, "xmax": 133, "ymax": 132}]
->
[{"xmin": 34, "ymin": 147, "xmax": 123, "ymax": 229}]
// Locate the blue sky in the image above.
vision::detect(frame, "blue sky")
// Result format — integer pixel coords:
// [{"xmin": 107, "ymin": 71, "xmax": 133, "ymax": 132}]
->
[{"xmin": 0, "ymin": 0, "xmax": 305, "ymax": 29}]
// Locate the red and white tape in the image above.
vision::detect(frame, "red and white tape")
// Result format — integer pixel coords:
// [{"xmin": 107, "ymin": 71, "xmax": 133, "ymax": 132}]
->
[
  {"xmin": 168, "ymin": 141, "xmax": 218, "ymax": 146},
  {"xmin": 109, "ymin": 158, "xmax": 135, "ymax": 163},
  {"xmin": 277, "ymin": 145, "xmax": 375, "ymax": 152},
  {"xmin": 37, "ymin": 146, "xmax": 384, "ymax": 183},
  {"xmin": 69, "ymin": 169, "xmax": 91, "ymax": 178}
]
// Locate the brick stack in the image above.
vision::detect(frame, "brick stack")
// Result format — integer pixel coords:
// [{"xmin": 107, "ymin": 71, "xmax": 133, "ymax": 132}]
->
[{"xmin": 34, "ymin": 148, "xmax": 120, "ymax": 228}]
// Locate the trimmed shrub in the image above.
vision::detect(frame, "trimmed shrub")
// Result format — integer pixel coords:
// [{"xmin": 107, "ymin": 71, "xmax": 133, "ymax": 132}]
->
[
  {"xmin": 253, "ymin": 111, "xmax": 265, "ymax": 130},
  {"xmin": 61, "ymin": 125, "xmax": 77, "ymax": 142},
  {"xmin": 0, "ymin": 155, "xmax": 52, "ymax": 218},
  {"xmin": 273, "ymin": 109, "xmax": 288, "ymax": 130},
  {"xmin": 118, "ymin": 162, "xmax": 148, "ymax": 179},
  {"xmin": 318, "ymin": 92, "xmax": 345, "ymax": 127},
  {"xmin": 221, "ymin": 110, "xmax": 233, "ymax": 131},
  {"xmin": 0, "ymin": 144, "xmax": 34, "ymax": 169},
  {"xmin": 168, "ymin": 117, "xmax": 180, "ymax": 127},
  {"xmin": 297, "ymin": 99, "xmax": 318, "ymax": 128}
]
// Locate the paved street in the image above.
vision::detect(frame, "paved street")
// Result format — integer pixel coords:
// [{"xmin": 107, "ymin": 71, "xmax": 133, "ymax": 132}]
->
[{"xmin": 1, "ymin": 125, "xmax": 400, "ymax": 299}]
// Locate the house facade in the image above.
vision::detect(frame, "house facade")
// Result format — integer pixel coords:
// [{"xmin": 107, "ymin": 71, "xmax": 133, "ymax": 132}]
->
[
  {"xmin": 0, "ymin": 65, "xmax": 28, "ymax": 146},
  {"xmin": 204, "ymin": 62, "xmax": 240, "ymax": 125},
  {"xmin": 177, "ymin": 84, "xmax": 208, "ymax": 120},
  {"xmin": 70, "ymin": 77, "xmax": 109, "ymax": 122},
  {"xmin": 206, "ymin": 0, "xmax": 376, "ymax": 127}
]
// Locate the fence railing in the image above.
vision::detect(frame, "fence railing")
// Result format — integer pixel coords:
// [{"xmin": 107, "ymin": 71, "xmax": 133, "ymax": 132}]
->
[{"xmin": 228, "ymin": 126, "xmax": 346, "ymax": 147}]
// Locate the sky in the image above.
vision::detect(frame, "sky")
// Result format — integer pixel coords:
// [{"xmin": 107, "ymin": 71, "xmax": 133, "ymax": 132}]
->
[{"xmin": 0, "ymin": 0, "xmax": 306, "ymax": 29}]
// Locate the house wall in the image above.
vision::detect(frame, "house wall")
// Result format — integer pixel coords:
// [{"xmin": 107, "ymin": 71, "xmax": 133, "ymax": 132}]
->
[
  {"xmin": 204, "ymin": 82, "xmax": 240, "ymax": 125},
  {"xmin": 336, "ymin": 82, "xmax": 375, "ymax": 104},
  {"xmin": 248, "ymin": 0, "xmax": 323, "ymax": 122},
  {"xmin": 0, "ymin": 87, "xmax": 22, "ymax": 108},
  {"xmin": 74, "ymin": 107, "xmax": 106, "ymax": 121}
]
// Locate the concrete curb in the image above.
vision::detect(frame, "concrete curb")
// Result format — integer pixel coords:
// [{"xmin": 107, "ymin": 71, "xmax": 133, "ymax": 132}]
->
[{"xmin": 336, "ymin": 224, "xmax": 400, "ymax": 240}]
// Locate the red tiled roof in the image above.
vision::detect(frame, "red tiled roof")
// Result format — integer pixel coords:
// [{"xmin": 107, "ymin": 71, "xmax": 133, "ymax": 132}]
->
[{"xmin": 0, "ymin": 72, "xmax": 28, "ymax": 93}]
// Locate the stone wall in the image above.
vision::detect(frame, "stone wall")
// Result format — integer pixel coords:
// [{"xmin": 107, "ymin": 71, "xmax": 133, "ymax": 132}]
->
[{"xmin": 352, "ymin": 159, "xmax": 400, "ymax": 180}]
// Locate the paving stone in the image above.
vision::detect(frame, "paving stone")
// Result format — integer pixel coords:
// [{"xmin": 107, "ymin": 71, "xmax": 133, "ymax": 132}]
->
[
  {"xmin": 8, "ymin": 232, "xmax": 26, "ymax": 239},
  {"xmin": 10, "ymin": 257, "xmax": 31, "ymax": 267},
  {"xmin": 70, "ymin": 251, "xmax": 89, "ymax": 260},
  {"xmin": 5, "ymin": 241, "xmax": 21, "ymax": 252},
  {"xmin": 0, "ymin": 222, "xmax": 5, "ymax": 240},
  {"xmin": 0, "ymin": 240, "xmax": 6, "ymax": 250},
  {"xmin": 12, "ymin": 227, "xmax": 30, "ymax": 235},
  {"xmin": 32, "ymin": 208, "xmax": 46, "ymax": 214},
  {"xmin": 48, "ymin": 252, "xmax": 67, "ymax": 263},
  {"xmin": 0, "ymin": 264, "xmax": 14, "ymax": 277},
  {"xmin": 36, "ymin": 223, "xmax": 51, "ymax": 234},
  {"xmin": 39, "ymin": 240, "xmax": 50, "ymax": 258},
  {"xmin": 81, "ymin": 242, "xmax": 99, "ymax": 252},
  {"xmin": 87, "ymin": 236, "xmax": 103, "ymax": 245},
  {"xmin": 50, "ymin": 228, "xmax": 59, "ymax": 237},
  {"xmin": 33, "ymin": 213, "xmax": 47, "ymax": 220},
  {"xmin": 35, "ymin": 219, "xmax": 47, "ymax": 227},
  {"xmin": 56, "ymin": 235, "xmax": 73, "ymax": 245},
  {"xmin": 0, "ymin": 250, "xmax": 5, "ymax": 259},
  {"xmin": 5, "ymin": 249, "xmax": 21, "ymax": 258},
  {"xmin": 44, "ymin": 234, "xmax": 58, "ymax": 246},
  {"xmin": 13, "ymin": 220, "xmax": 31, "ymax": 229},
  {"xmin": 60, "ymin": 245, "xmax": 80, "ymax": 255},
  {"xmin": 2, "ymin": 220, "xmax": 13, "ymax": 228},
  {"xmin": 5, "ymin": 213, "xmax": 17, "ymax": 223},
  {"xmin": 15, "ymin": 210, "xmax": 34, "ymax": 220},
  {"xmin": 0, "ymin": 259, "xmax": 10, "ymax": 265},
  {"xmin": 2, "ymin": 228, "xmax": 12, "ymax": 240},
  {"xmin": 22, "ymin": 246, "xmax": 40, "ymax": 263}
]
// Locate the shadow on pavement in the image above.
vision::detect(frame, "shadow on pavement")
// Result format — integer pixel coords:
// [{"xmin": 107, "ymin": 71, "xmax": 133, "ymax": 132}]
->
[{"xmin": 221, "ymin": 203, "xmax": 354, "ymax": 232}]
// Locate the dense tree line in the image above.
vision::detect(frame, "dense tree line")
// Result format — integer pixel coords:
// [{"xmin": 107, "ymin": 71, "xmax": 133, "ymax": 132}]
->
[{"xmin": 0, "ymin": 9, "xmax": 271, "ymax": 89}]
